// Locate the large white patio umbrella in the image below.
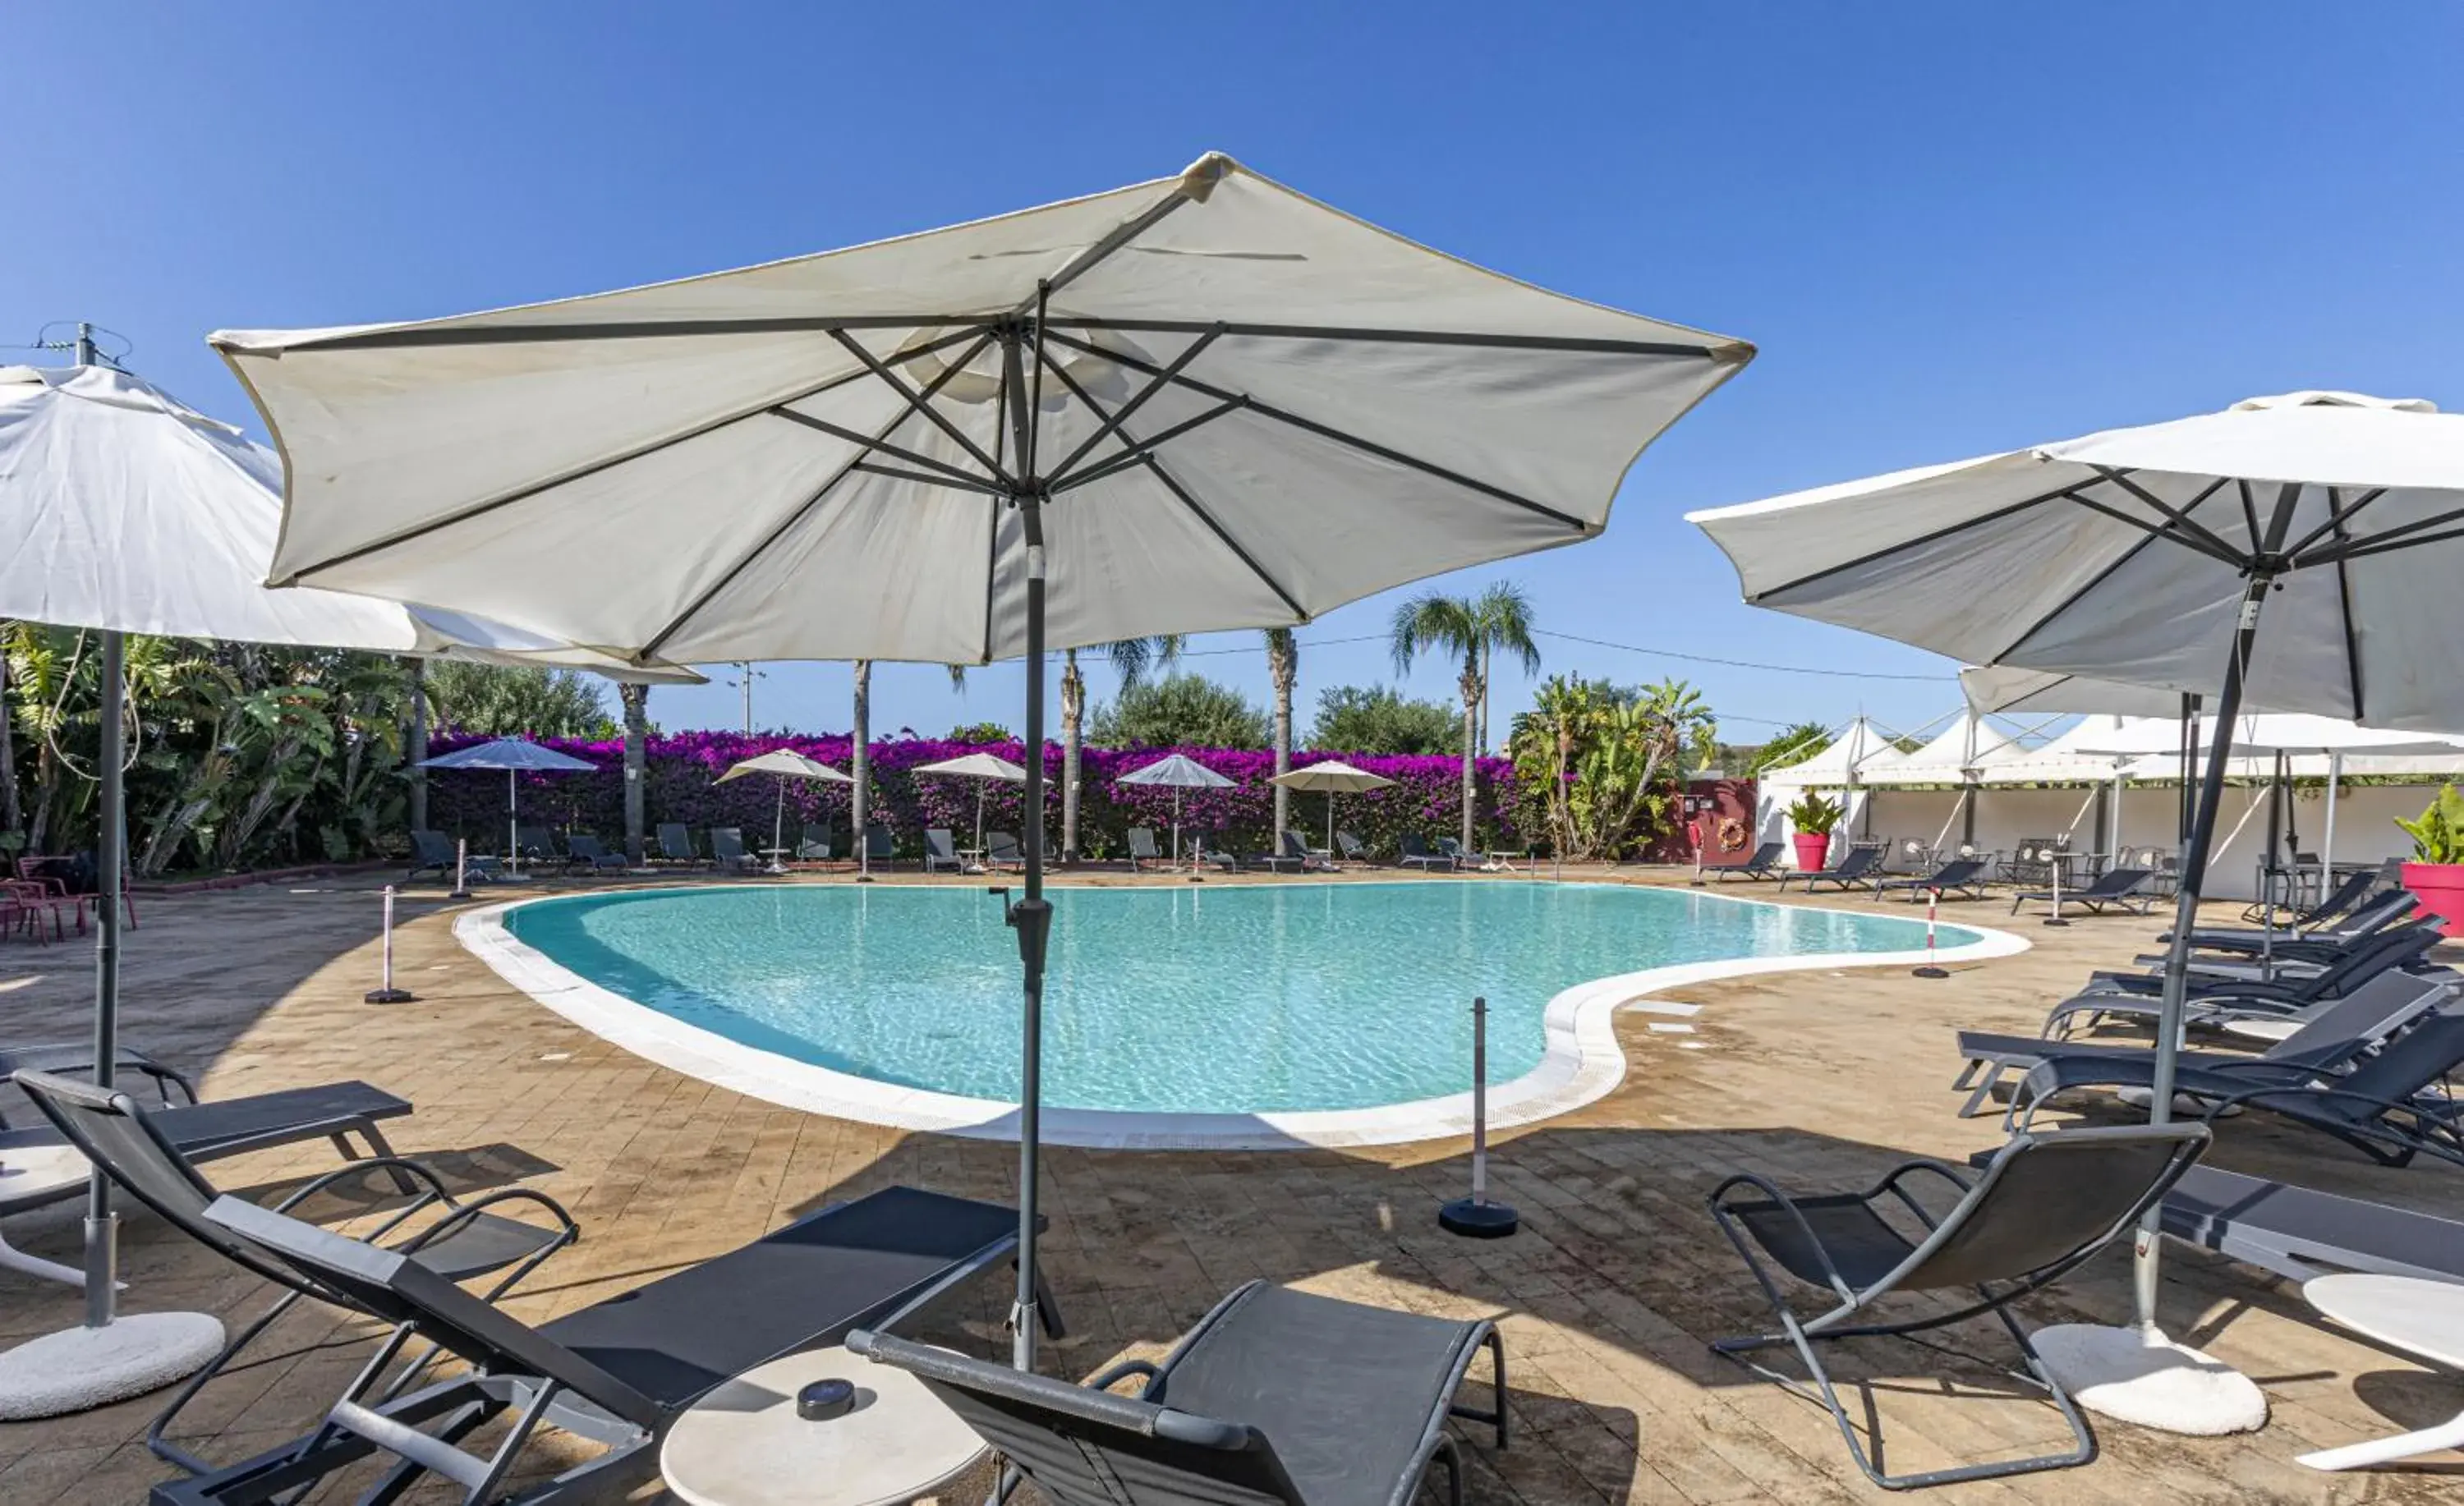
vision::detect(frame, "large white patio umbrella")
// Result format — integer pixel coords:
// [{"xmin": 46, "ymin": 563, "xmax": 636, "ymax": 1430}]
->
[
  {"xmin": 714, "ymin": 749, "xmax": 853, "ymax": 867},
  {"xmin": 214, "ymin": 152, "xmax": 1752, "ymax": 1371},
  {"xmin": 0, "ymin": 345, "xmax": 689, "ymax": 1418},
  {"xmin": 416, "ymin": 738, "xmax": 599, "ymax": 878},
  {"xmin": 1694, "ymin": 390, "xmax": 2464, "ymax": 1433},
  {"xmin": 1115, "ymin": 752, "xmax": 1234, "ymax": 863},
  {"xmin": 1268, "ymin": 758, "xmax": 1395, "ymax": 857},
  {"xmin": 911, "ymin": 751, "xmax": 1027, "ymax": 859}
]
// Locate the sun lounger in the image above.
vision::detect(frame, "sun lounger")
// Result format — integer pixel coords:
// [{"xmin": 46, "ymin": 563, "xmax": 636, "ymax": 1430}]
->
[
  {"xmin": 984, "ymin": 830, "xmax": 1024, "ymax": 871},
  {"xmin": 1873, "ymin": 856, "xmax": 1990, "ymax": 903},
  {"xmin": 2160, "ymin": 1164, "xmax": 2464, "ymax": 1286},
  {"xmin": 864, "ymin": 822, "xmax": 896, "ymax": 865},
  {"xmin": 1777, "ymin": 843, "xmax": 1883, "ymax": 893},
  {"xmin": 923, "ymin": 828, "xmax": 966, "ymax": 874},
  {"xmin": 1336, "ymin": 830, "xmax": 1374, "ymax": 865},
  {"xmin": 0, "ymin": 1041, "xmax": 196, "ymax": 1130},
  {"xmin": 2011, "ymin": 865, "xmax": 2153, "ymax": 916},
  {"xmin": 407, "ymin": 829, "xmax": 496, "ymax": 883},
  {"xmin": 13, "ymin": 1068, "xmax": 577, "ymax": 1476},
  {"xmin": 1951, "ymin": 970, "xmax": 2456, "ymax": 1118},
  {"xmin": 0, "ymin": 1078, "xmax": 414, "ymax": 1289},
  {"xmin": 1708, "ymin": 1122, "xmax": 2209, "ymax": 1489},
  {"xmin": 1127, "ymin": 827, "xmax": 1161, "ymax": 871},
  {"xmin": 2015, "ymin": 1011, "xmax": 2464, "ymax": 1168},
  {"xmin": 2157, "ymin": 889, "xmax": 2417, "ymax": 959},
  {"xmin": 2044, "ymin": 923, "xmax": 2443, "ymax": 1037},
  {"xmin": 796, "ymin": 823, "xmax": 834, "ymax": 863},
  {"xmin": 513, "ymin": 824, "xmax": 564, "ymax": 870},
  {"xmin": 1399, "ymin": 833, "xmax": 1457, "ymax": 871},
  {"xmin": 1714, "ymin": 839, "xmax": 1786, "ymax": 881},
  {"xmin": 707, "ymin": 826, "xmax": 758, "ymax": 874},
  {"xmin": 168, "ymin": 1185, "xmax": 1060, "ymax": 1506},
  {"xmin": 655, "ymin": 822, "xmax": 704, "ymax": 867},
  {"xmin": 1241, "ymin": 832, "xmax": 1315, "ymax": 873},
  {"xmin": 561, "ymin": 834, "xmax": 628, "ymax": 873},
  {"xmin": 850, "ymin": 1279, "xmax": 1505, "ymax": 1506}
]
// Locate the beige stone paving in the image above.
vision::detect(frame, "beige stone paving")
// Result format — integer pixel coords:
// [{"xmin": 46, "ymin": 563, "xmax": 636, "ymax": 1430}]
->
[{"xmin": 0, "ymin": 863, "xmax": 2457, "ymax": 1503}]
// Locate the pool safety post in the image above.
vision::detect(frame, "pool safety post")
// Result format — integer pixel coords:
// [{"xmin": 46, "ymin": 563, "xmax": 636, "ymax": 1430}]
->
[
  {"xmin": 2043, "ymin": 845, "xmax": 2070, "ymax": 928},
  {"xmin": 1440, "ymin": 997, "xmax": 1519, "ymax": 1238},
  {"xmin": 365, "ymin": 886, "xmax": 416, "ymax": 1003},
  {"xmin": 450, "ymin": 838, "xmax": 471, "ymax": 901},
  {"xmin": 1913, "ymin": 888, "xmax": 1949, "ymax": 979}
]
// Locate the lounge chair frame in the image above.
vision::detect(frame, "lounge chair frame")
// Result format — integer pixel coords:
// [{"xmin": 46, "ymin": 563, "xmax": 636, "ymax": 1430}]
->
[
  {"xmin": 2010, "ymin": 867, "xmax": 2153, "ymax": 916},
  {"xmin": 852, "ymin": 1279, "xmax": 1505, "ymax": 1506},
  {"xmin": 162, "ymin": 1186, "xmax": 1062, "ymax": 1506},
  {"xmin": 1715, "ymin": 840, "xmax": 1786, "ymax": 882},
  {"xmin": 1708, "ymin": 1123, "xmax": 2209, "ymax": 1490},
  {"xmin": 1872, "ymin": 858, "xmax": 1990, "ymax": 903},
  {"xmin": 1777, "ymin": 844, "xmax": 1883, "ymax": 893}
]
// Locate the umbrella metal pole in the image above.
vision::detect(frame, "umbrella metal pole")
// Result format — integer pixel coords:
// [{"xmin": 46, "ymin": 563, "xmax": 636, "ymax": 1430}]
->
[
  {"xmin": 2136, "ymin": 573, "xmax": 2270, "ymax": 1334},
  {"xmin": 507, "ymin": 769, "xmax": 520, "ymax": 879},
  {"xmin": 84, "ymin": 627, "xmax": 125, "ymax": 1325},
  {"xmin": 1002, "ymin": 326, "xmax": 1055, "ymax": 1374}
]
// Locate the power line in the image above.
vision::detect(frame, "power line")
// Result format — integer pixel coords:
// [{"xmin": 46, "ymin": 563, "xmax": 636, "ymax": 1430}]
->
[{"xmin": 1533, "ymin": 629, "xmax": 1951, "ymax": 682}]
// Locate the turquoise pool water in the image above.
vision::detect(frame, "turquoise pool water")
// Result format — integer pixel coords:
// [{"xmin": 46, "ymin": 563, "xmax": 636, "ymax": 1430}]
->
[{"xmin": 503, "ymin": 883, "xmax": 1972, "ymax": 1114}]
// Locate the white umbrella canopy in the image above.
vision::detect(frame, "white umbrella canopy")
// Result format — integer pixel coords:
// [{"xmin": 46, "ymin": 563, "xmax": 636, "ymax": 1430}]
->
[
  {"xmin": 1268, "ymin": 758, "xmax": 1396, "ymax": 854},
  {"xmin": 1117, "ymin": 752, "xmax": 1236, "ymax": 863},
  {"xmin": 1691, "ymin": 389, "xmax": 2464, "ymax": 1430},
  {"xmin": 1693, "ymin": 392, "xmax": 2464, "ymax": 731},
  {"xmin": 715, "ymin": 750, "xmax": 852, "ymax": 865},
  {"xmin": 0, "ymin": 363, "xmax": 702, "ymax": 683},
  {"xmin": 218, "ymin": 154, "xmax": 1751, "ymax": 1372},
  {"xmin": 1960, "ymin": 665, "xmax": 2196, "ymax": 719},
  {"xmin": 417, "ymin": 738, "xmax": 598, "ymax": 879},
  {"xmin": 913, "ymin": 752, "xmax": 1028, "ymax": 856}
]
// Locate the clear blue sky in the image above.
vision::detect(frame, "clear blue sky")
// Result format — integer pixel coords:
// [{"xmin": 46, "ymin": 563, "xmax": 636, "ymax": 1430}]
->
[{"xmin": 11, "ymin": 6, "xmax": 2459, "ymax": 749}]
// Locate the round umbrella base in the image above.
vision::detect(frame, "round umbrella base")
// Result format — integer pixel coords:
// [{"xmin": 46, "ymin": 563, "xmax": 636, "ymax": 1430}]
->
[
  {"xmin": 2031, "ymin": 1324, "xmax": 2267, "ymax": 1435},
  {"xmin": 1911, "ymin": 966, "xmax": 1949, "ymax": 979},
  {"xmin": 1437, "ymin": 1199, "xmax": 1519, "ymax": 1239},
  {"xmin": 0, "ymin": 1312, "xmax": 226, "ymax": 1420},
  {"xmin": 363, "ymin": 988, "xmax": 416, "ymax": 1004},
  {"xmin": 2043, "ymin": 917, "xmax": 2071, "ymax": 928}
]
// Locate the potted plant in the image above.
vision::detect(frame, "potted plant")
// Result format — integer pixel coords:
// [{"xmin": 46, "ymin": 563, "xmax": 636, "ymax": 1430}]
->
[
  {"xmin": 1786, "ymin": 791, "xmax": 1843, "ymax": 873},
  {"xmin": 2397, "ymin": 783, "xmax": 2464, "ymax": 938}
]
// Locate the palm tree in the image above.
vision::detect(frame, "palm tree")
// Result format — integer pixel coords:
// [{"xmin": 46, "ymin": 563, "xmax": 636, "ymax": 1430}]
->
[
  {"xmin": 1060, "ymin": 636, "xmax": 1180, "ymax": 861},
  {"xmin": 1265, "ymin": 628, "xmax": 1298, "ymax": 836},
  {"xmin": 1390, "ymin": 582, "xmax": 1539, "ymax": 851},
  {"xmin": 618, "ymin": 679, "xmax": 649, "ymax": 864}
]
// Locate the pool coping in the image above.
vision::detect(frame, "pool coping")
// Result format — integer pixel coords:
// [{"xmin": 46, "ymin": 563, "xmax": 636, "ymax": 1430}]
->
[{"xmin": 454, "ymin": 881, "xmax": 2030, "ymax": 1151}]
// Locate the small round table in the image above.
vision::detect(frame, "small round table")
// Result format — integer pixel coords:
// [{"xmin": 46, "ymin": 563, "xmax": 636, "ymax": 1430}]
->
[
  {"xmin": 660, "ymin": 1345, "xmax": 986, "ymax": 1506},
  {"xmin": 2297, "ymin": 1274, "xmax": 2464, "ymax": 1471}
]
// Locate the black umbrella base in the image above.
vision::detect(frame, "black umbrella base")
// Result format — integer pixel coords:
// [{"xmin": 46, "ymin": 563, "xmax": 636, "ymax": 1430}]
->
[
  {"xmin": 1912, "ymin": 966, "xmax": 1949, "ymax": 979},
  {"xmin": 363, "ymin": 988, "xmax": 416, "ymax": 1004},
  {"xmin": 1439, "ymin": 1198, "xmax": 1519, "ymax": 1238}
]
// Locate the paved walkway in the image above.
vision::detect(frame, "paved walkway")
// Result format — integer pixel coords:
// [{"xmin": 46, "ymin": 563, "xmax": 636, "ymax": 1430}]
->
[{"xmin": 0, "ymin": 865, "xmax": 2457, "ymax": 1502}]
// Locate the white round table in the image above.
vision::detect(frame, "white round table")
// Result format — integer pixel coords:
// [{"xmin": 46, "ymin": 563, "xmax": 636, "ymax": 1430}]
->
[
  {"xmin": 2298, "ymin": 1274, "xmax": 2464, "ymax": 1471},
  {"xmin": 660, "ymin": 1345, "xmax": 986, "ymax": 1506}
]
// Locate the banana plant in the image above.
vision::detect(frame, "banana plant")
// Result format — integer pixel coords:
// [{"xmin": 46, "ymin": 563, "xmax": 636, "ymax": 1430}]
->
[{"xmin": 2397, "ymin": 783, "xmax": 2464, "ymax": 865}]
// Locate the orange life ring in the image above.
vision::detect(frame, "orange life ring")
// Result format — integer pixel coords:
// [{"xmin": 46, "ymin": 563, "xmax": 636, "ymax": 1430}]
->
[{"xmin": 1716, "ymin": 815, "xmax": 1749, "ymax": 852}]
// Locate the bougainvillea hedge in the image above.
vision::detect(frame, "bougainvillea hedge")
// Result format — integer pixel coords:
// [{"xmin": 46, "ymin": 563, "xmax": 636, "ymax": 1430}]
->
[{"xmin": 423, "ymin": 732, "xmax": 1525, "ymax": 860}]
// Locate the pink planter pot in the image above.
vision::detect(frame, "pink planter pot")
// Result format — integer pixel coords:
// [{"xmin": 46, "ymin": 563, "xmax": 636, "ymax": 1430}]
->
[
  {"xmin": 1792, "ymin": 832, "xmax": 1834, "ymax": 873},
  {"xmin": 2402, "ymin": 861, "xmax": 2464, "ymax": 939}
]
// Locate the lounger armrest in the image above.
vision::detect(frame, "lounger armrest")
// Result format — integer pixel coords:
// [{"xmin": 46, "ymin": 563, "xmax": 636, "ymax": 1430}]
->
[
  {"xmin": 1085, "ymin": 1357, "xmax": 1161, "ymax": 1395},
  {"xmin": 396, "ymin": 1187, "xmax": 582, "ymax": 1257},
  {"xmin": 1708, "ymin": 1171, "xmax": 1858, "ymax": 1303},
  {"xmin": 1871, "ymin": 1158, "xmax": 1973, "ymax": 1217},
  {"xmin": 2198, "ymin": 1086, "xmax": 2464, "ymax": 1160}
]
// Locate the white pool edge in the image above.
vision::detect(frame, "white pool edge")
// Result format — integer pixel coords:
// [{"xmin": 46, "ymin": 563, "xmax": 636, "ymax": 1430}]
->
[{"xmin": 455, "ymin": 884, "xmax": 2030, "ymax": 1152}]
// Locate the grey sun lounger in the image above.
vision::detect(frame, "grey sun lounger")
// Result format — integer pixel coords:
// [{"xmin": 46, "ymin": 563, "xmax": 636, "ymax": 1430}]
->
[
  {"xmin": 1335, "ymin": 830, "xmax": 1373, "ymax": 865},
  {"xmin": 2044, "ymin": 923, "xmax": 2443, "ymax": 1037},
  {"xmin": 14, "ymin": 1068, "xmax": 577, "ymax": 1477},
  {"xmin": 0, "ymin": 1040, "xmax": 196, "ymax": 1130},
  {"xmin": 561, "ymin": 834, "xmax": 628, "ymax": 873},
  {"xmin": 923, "ymin": 828, "xmax": 966, "ymax": 874},
  {"xmin": 2011, "ymin": 865, "xmax": 2153, "ymax": 916},
  {"xmin": 1399, "ymin": 833, "xmax": 1458, "ymax": 871},
  {"xmin": 1950, "ymin": 970, "xmax": 2456, "ymax": 1118},
  {"xmin": 2015, "ymin": 1010, "xmax": 2464, "ymax": 1169},
  {"xmin": 0, "ymin": 1078, "xmax": 415, "ymax": 1290},
  {"xmin": 797, "ymin": 823, "xmax": 834, "ymax": 862},
  {"xmin": 984, "ymin": 830, "xmax": 1024, "ymax": 871},
  {"xmin": 655, "ymin": 822, "xmax": 703, "ymax": 867},
  {"xmin": 707, "ymin": 826, "xmax": 759, "ymax": 874},
  {"xmin": 408, "ymin": 829, "xmax": 497, "ymax": 883},
  {"xmin": 1873, "ymin": 857, "xmax": 1990, "ymax": 902},
  {"xmin": 2160, "ymin": 1164, "xmax": 2464, "ymax": 1286},
  {"xmin": 1709, "ymin": 1122, "xmax": 2209, "ymax": 1490},
  {"xmin": 851, "ymin": 1280, "xmax": 1506, "ymax": 1506},
  {"xmin": 865, "ymin": 822, "xmax": 896, "ymax": 865},
  {"xmin": 170, "ymin": 1185, "xmax": 1062, "ymax": 1506},
  {"xmin": 1127, "ymin": 827, "xmax": 1162, "ymax": 871},
  {"xmin": 1715, "ymin": 840, "xmax": 1786, "ymax": 881},
  {"xmin": 513, "ymin": 824, "xmax": 563, "ymax": 868},
  {"xmin": 1778, "ymin": 843, "xmax": 1883, "ymax": 893},
  {"xmin": 2146, "ymin": 889, "xmax": 2418, "ymax": 963}
]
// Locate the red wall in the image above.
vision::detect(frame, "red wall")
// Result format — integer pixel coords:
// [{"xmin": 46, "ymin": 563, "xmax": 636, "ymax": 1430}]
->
[{"xmin": 1648, "ymin": 778, "xmax": 1758, "ymax": 865}]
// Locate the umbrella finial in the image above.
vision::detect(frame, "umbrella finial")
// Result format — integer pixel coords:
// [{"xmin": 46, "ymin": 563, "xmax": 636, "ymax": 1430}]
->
[{"xmin": 1179, "ymin": 153, "xmax": 1236, "ymax": 201}]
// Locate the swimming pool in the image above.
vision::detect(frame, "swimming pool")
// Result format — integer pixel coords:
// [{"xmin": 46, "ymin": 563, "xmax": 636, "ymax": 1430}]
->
[{"xmin": 470, "ymin": 881, "xmax": 2012, "ymax": 1147}]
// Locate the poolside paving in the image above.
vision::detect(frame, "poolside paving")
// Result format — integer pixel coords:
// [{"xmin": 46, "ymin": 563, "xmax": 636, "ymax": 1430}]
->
[{"xmin": 0, "ymin": 863, "xmax": 2458, "ymax": 1503}]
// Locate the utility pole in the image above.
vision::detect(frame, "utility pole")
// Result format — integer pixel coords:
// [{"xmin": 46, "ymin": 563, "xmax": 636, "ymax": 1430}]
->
[{"xmin": 730, "ymin": 661, "xmax": 764, "ymax": 734}]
